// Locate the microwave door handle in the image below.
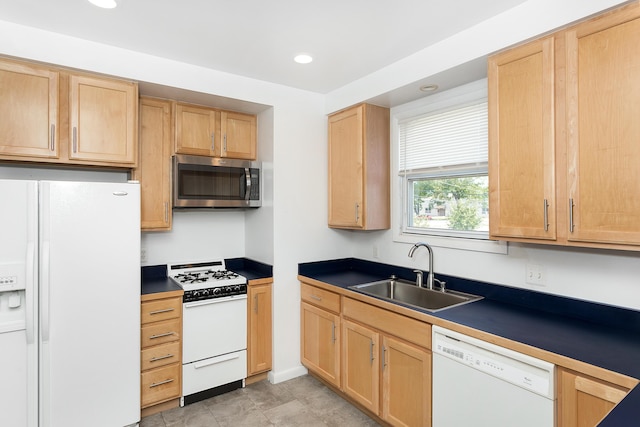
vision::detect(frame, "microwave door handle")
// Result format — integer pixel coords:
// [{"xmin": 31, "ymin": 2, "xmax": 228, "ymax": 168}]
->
[{"xmin": 245, "ymin": 168, "xmax": 251, "ymax": 201}]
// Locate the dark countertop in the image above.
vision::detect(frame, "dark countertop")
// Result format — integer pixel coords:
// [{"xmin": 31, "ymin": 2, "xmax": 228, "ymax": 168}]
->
[
  {"xmin": 299, "ymin": 258, "xmax": 640, "ymax": 426},
  {"xmin": 141, "ymin": 258, "xmax": 273, "ymax": 296}
]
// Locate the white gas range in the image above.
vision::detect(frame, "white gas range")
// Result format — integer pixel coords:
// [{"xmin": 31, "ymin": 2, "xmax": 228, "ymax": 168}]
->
[{"xmin": 168, "ymin": 260, "xmax": 247, "ymax": 406}]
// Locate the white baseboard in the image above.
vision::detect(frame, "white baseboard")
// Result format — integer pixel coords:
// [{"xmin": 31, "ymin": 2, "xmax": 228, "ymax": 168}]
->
[{"xmin": 268, "ymin": 365, "xmax": 308, "ymax": 384}]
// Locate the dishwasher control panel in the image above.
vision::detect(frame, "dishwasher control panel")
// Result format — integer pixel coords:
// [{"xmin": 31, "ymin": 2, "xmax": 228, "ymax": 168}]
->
[{"xmin": 432, "ymin": 326, "xmax": 555, "ymax": 398}]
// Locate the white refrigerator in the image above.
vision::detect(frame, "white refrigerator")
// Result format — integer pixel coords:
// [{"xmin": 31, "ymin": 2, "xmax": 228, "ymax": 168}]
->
[{"xmin": 0, "ymin": 179, "xmax": 141, "ymax": 427}]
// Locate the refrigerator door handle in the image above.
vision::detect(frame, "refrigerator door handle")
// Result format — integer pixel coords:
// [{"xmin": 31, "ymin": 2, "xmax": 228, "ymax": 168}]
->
[
  {"xmin": 26, "ymin": 242, "xmax": 36, "ymax": 344},
  {"xmin": 41, "ymin": 241, "xmax": 51, "ymax": 343}
]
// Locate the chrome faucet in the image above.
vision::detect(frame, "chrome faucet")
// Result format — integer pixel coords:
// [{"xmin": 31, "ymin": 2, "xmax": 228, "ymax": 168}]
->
[{"xmin": 408, "ymin": 242, "xmax": 435, "ymax": 290}]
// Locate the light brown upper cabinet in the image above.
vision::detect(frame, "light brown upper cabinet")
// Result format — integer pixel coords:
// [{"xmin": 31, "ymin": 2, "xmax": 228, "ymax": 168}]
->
[
  {"xmin": 133, "ymin": 97, "xmax": 173, "ymax": 231},
  {"xmin": 0, "ymin": 59, "xmax": 59, "ymax": 160},
  {"xmin": 67, "ymin": 74, "xmax": 137, "ymax": 165},
  {"xmin": 221, "ymin": 111, "xmax": 256, "ymax": 160},
  {"xmin": 328, "ymin": 103, "xmax": 390, "ymax": 230},
  {"xmin": 0, "ymin": 57, "xmax": 138, "ymax": 168},
  {"xmin": 174, "ymin": 102, "xmax": 220, "ymax": 157},
  {"xmin": 489, "ymin": 3, "xmax": 640, "ymax": 250},
  {"xmin": 489, "ymin": 36, "xmax": 556, "ymax": 241},
  {"xmin": 175, "ymin": 103, "xmax": 256, "ymax": 160}
]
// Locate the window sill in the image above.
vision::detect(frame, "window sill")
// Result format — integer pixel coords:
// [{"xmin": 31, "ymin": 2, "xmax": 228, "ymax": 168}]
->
[{"xmin": 394, "ymin": 231, "xmax": 508, "ymax": 255}]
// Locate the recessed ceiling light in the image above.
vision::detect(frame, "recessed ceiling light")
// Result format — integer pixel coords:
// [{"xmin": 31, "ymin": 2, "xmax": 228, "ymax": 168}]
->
[
  {"xmin": 294, "ymin": 54, "xmax": 313, "ymax": 64},
  {"xmin": 88, "ymin": 0, "xmax": 117, "ymax": 9},
  {"xmin": 420, "ymin": 84, "xmax": 439, "ymax": 92}
]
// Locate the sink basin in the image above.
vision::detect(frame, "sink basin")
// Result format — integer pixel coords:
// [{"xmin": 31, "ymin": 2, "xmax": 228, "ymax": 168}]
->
[{"xmin": 349, "ymin": 279, "xmax": 482, "ymax": 312}]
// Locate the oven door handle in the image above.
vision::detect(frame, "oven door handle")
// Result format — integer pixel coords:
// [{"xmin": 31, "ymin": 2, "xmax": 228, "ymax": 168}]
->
[
  {"xmin": 184, "ymin": 294, "xmax": 248, "ymax": 308},
  {"xmin": 194, "ymin": 352, "xmax": 241, "ymax": 369}
]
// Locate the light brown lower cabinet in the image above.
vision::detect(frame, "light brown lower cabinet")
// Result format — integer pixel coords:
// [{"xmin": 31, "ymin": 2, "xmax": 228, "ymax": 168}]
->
[
  {"xmin": 300, "ymin": 301, "xmax": 341, "ymax": 388},
  {"xmin": 557, "ymin": 367, "xmax": 631, "ymax": 427},
  {"xmin": 342, "ymin": 319, "xmax": 431, "ymax": 427},
  {"xmin": 140, "ymin": 292, "xmax": 183, "ymax": 417},
  {"xmin": 247, "ymin": 279, "xmax": 273, "ymax": 379}
]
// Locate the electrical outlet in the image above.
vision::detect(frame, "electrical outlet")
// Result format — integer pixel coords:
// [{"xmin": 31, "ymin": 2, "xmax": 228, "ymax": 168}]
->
[
  {"xmin": 372, "ymin": 245, "xmax": 379, "ymax": 259},
  {"xmin": 140, "ymin": 247, "xmax": 148, "ymax": 263},
  {"xmin": 526, "ymin": 263, "xmax": 544, "ymax": 285}
]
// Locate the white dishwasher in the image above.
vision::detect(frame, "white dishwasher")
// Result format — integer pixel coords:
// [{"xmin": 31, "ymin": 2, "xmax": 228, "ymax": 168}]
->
[{"xmin": 432, "ymin": 326, "xmax": 555, "ymax": 427}]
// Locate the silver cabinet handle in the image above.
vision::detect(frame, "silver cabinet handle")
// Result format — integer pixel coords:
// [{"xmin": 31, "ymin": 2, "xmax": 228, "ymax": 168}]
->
[
  {"xmin": 382, "ymin": 345, "xmax": 387, "ymax": 368},
  {"xmin": 150, "ymin": 354, "xmax": 175, "ymax": 363},
  {"xmin": 149, "ymin": 378, "xmax": 174, "ymax": 388},
  {"xmin": 355, "ymin": 203, "xmax": 360, "ymax": 222},
  {"xmin": 50, "ymin": 124, "xmax": 55, "ymax": 151},
  {"xmin": 211, "ymin": 133, "xmax": 215, "ymax": 151},
  {"xmin": 164, "ymin": 202, "xmax": 169, "ymax": 223},
  {"xmin": 569, "ymin": 198, "xmax": 575, "ymax": 233},
  {"xmin": 543, "ymin": 199, "xmax": 549, "ymax": 231},
  {"xmin": 310, "ymin": 294, "xmax": 322, "ymax": 301},
  {"xmin": 149, "ymin": 332, "xmax": 174, "ymax": 340},
  {"xmin": 72, "ymin": 127, "xmax": 77, "ymax": 153},
  {"xmin": 254, "ymin": 294, "xmax": 258, "ymax": 314},
  {"xmin": 369, "ymin": 340, "xmax": 375, "ymax": 364},
  {"xmin": 150, "ymin": 308, "xmax": 174, "ymax": 315},
  {"xmin": 331, "ymin": 322, "xmax": 336, "ymax": 343},
  {"xmin": 224, "ymin": 134, "xmax": 227, "ymax": 152}
]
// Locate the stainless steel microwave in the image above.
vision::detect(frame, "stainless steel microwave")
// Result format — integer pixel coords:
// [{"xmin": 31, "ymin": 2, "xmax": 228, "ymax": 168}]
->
[{"xmin": 173, "ymin": 154, "xmax": 261, "ymax": 208}]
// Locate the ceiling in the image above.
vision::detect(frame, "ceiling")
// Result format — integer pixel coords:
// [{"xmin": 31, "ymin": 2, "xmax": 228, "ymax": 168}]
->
[{"xmin": 0, "ymin": 0, "xmax": 527, "ymax": 96}]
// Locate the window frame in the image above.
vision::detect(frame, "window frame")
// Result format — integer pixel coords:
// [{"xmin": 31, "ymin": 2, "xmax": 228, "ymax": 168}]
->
[{"xmin": 391, "ymin": 79, "xmax": 507, "ymax": 254}]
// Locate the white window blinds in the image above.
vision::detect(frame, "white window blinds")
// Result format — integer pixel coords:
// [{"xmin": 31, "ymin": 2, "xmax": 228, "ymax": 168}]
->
[{"xmin": 399, "ymin": 101, "xmax": 488, "ymax": 173}]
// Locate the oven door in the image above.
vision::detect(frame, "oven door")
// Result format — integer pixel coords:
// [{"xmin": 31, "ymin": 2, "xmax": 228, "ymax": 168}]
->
[{"xmin": 182, "ymin": 294, "xmax": 247, "ymax": 364}]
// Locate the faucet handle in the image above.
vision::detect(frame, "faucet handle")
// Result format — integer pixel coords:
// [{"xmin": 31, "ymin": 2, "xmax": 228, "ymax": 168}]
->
[
  {"xmin": 433, "ymin": 278, "xmax": 447, "ymax": 293},
  {"xmin": 413, "ymin": 269, "xmax": 423, "ymax": 287}
]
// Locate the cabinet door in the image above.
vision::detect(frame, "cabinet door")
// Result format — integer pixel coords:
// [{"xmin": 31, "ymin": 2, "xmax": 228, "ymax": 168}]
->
[
  {"xmin": 68, "ymin": 74, "xmax": 137, "ymax": 165},
  {"xmin": 489, "ymin": 36, "xmax": 556, "ymax": 241},
  {"xmin": 221, "ymin": 111, "xmax": 256, "ymax": 159},
  {"xmin": 0, "ymin": 60, "xmax": 59, "ymax": 159},
  {"xmin": 175, "ymin": 103, "xmax": 219, "ymax": 156},
  {"xmin": 381, "ymin": 336, "xmax": 431, "ymax": 427},
  {"xmin": 248, "ymin": 283, "xmax": 272, "ymax": 375},
  {"xmin": 558, "ymin": 368, "xmax": 629, "ymax": 427},
  {"xmin": 135, "ymin": 97, "xmax": 172, "ymax": 230},
  {"xmin": 342, "ymin": 319, "xmax": 380, "ymax": 415},
  {"xmin": 328, "ymin": 105, "xmax": 364, "ymax": 228},
  {"xmin": 300, "ymin": 302, "xmax": 340, "ymax": 388},
  {"xmin": 565, "ymin": 6, "xmax": 640, "ymax": 246}
]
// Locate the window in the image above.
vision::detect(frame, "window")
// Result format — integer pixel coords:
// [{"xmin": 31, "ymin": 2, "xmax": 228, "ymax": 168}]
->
[{"xmin": 392, "ymin": 80, "xmax": 505, "ymax": 253}]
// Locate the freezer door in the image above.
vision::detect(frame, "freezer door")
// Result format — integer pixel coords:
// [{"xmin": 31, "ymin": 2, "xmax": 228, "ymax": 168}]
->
[
  {"xmin": 0, "ymin": 179, "xmax": 38, "ymax": 427},
  {"xmin": 39, "ymin": 181, "xmax": 140, "ymax": 427}
]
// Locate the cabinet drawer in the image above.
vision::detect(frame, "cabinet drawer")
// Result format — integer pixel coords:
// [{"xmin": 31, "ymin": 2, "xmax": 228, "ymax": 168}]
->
[
  {"xmin": 141, "ymin": 363, "xmax": 181, "ymax": 408},
  {"xmin": 141, "ymin": 297, "xmax": 181, "ymax": 324},
  {"xmin": 301, "ymin": 283, "xmax": 340, "ymax": 313},
  {"xmin": 343, "ymin": 297, "xmax": 431, "ymax": 349},
  {"xmin": 141, "ymin": 341, "xmax": 181, "ymax": 371},
  {"xmin": 141, "ymin": 318, "xmax": 181, "ymax": 348}
]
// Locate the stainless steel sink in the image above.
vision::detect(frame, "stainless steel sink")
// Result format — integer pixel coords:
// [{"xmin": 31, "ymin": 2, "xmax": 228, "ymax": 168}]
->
[{"xmin": 349, "ymin": 278, "xmax": 482, "ymax": 312}]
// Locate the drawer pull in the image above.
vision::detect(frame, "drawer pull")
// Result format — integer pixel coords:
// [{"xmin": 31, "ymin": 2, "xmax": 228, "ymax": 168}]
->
[
  {"xmin": 149, "ymin": 332, "xmax": 174, "ymax": 340},
  {"xmin": 310, "ymin": 295, "xmax": 322, "ymax": 301},
  {"xmin": 194, "ymin": 352, "xmax": 240, "ymax": 369},
  {"xmin": 149, "ymin": 308, "xmax": 175, "ymax": 315},
  {"xmin": 150, "ymin": 354, "xmax": 175, "ymax": 363},
  {"xmin": 149, "ymin": 378, "xmax": 174, "ymax": 388}
]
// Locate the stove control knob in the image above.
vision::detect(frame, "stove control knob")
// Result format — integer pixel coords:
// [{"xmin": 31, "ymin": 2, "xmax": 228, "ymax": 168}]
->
[
  {"xmin": 201, "ymin": 289, "xmax": 210, "ymax": 297},
  {"xmin": 213, "ymin": 287, "xmax": 222, "ymax": 296}
]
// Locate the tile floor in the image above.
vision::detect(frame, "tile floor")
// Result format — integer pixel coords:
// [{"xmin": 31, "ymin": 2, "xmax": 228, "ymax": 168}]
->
[{"xmin": 140, "ymin": 375, "xmax": 381, "ymax": 427}]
